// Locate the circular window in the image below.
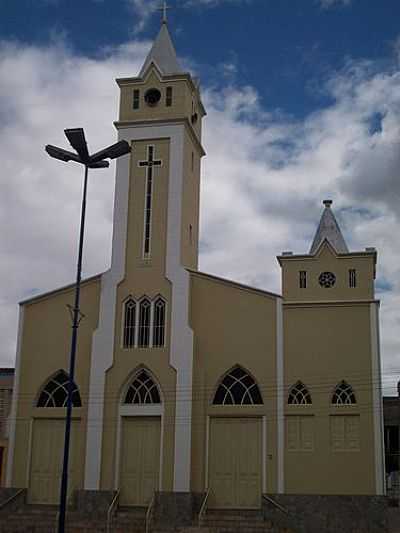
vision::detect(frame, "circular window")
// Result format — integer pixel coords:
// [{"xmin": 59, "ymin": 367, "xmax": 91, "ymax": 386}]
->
[
  {"xmin": 319, "ymin": 272, "xmax": 336, "ymax": 288},
  {"xmin": 144, "ymin": 88, "xmax": 162, "ymax": 107}
]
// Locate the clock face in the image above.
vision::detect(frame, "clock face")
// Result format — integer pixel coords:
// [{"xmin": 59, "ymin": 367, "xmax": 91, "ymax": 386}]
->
[
  {"xmin": 144, "ymin": 88, "xmax": 161, "ymax": 107},
  {"xmin": 319, "ymin": 271, "xmax": 336, "ymax": 288}
]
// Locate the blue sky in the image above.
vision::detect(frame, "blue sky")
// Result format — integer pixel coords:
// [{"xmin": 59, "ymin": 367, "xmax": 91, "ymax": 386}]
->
[
  {"xmin": 1, "ymin": 0, "xmax": 400, "ymax": 392},
  {"xmin": 3, "ymin": 0, "xmax": 400, "ymax": 117}
]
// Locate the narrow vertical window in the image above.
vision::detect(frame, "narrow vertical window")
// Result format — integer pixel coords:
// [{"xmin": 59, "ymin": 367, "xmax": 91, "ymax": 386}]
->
[
  {"xmin": 189, "ymin": 224, "xmax": 193, "ymax": 245},
  {"xmin": 299, "ymin": 271, "xmax": 307, "ymax": 289},
  {"xmin": 166, "ymin": 86, "xmax": 173, "ymax": 107},
  {"xmin": 191, "ymin": 152, "xmax": 194, "ymax": 172},
  {"xmin": 153, "ymin": 298, "xmax": 166, "ymax": 347},
  {"xmin": 123, "ymin": 298, "xmax": 136, "ymax": 348},
  {"xmin": 138, "ymin": 298, "xmax": 151, "ymax": 347},
  {"xmin": 133, "ymin": 89, "xmax": 140, "ymax": 110},
  {"xmin": 349, "ymin": 269, "xmax": 357, "ymax": 288}
]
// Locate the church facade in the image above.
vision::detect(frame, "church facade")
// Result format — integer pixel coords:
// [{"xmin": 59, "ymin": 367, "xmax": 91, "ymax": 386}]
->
[{"xmin": 6, "ymin": 22, "xmax": 385, "ymax": 508}]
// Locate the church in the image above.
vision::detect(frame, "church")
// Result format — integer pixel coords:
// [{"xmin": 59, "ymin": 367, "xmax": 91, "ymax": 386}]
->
[{"xmin": 6, "ymin": 19, "xmax": 385, "ymax": 509}]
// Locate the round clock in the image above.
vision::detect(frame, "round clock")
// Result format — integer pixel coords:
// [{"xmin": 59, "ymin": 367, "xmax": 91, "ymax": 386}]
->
[
  {"xmin": 319, "ymin": 271, "xmax": 336, "ymax": 288},
  {"xmin": 144, "ymin": 88, "xmax": 161, "ymax": 107}
]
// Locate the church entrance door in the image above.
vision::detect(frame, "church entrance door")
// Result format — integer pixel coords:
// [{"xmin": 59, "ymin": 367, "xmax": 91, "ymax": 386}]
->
[
  {"xmin": 119, "ymin": 416, "xmax": 161, "ymax": 505},
  {"xmin": 29, "ymin": 418, "xmax": 81, "ymax": 504},
  {"xmin": 208, "ymin": 417, "xmax": 262, "ymax": 508}
]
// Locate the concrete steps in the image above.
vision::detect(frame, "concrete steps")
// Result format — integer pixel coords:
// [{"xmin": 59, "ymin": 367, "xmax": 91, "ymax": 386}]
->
[{"xmin": 200, "ymin": 509, "xmax": 276, "ymax": 533}]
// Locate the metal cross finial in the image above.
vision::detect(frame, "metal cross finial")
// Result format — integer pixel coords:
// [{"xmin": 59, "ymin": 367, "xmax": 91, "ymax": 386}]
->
[{"xmin": 157, "ymin": 1, "xmax": 171, "ymax": 24}]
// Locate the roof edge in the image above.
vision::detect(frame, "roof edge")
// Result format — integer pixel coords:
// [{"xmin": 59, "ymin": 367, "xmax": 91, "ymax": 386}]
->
[
  {"xmin": 19, "ymin": 273, "xmax": 103, "ymax": 306},
  {"xmin": 187, "ymin": 268, "xmax": 282, "ymax": 299}
]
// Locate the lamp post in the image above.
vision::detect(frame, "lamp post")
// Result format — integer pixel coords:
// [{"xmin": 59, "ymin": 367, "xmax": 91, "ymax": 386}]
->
[{"xmin": 45, "ymin": 129, "xmax": 131, "ymax": 533}]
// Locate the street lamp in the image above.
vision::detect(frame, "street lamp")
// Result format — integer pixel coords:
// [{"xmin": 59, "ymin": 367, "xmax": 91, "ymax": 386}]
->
[{"xmin": 45, "ymin": 128, "xmax": 131, "ymax": 533}]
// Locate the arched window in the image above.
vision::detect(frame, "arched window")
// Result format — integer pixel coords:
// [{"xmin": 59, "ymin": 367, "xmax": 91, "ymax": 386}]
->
[
  {"xmin": 124, "ymin": 369, "xmax": 161, "ymax": 404},
  {"xmin": 213, "ymin": 366, "xmax": 263, "ymax": 405},
  {"xmin": 153, "ymin": 297, "xmax": 166, "ymax": 347},
  {"xmin": 288, "ymin": 381, "xmax": 312, "ymax": 405},
  {"xmin": 37, "ymin": 370, "xmax": 82, "ymax": 408},
  {"xmin": 332, "ymin": 381, "xmax": 356, "ymax": 405},
  {"xmin": 138, "ymin": 298, "xmax": 151, "ymax": 347},
  {"xmin": 123, "ymin": 298, "xmax": 136, "ymax": 348}
]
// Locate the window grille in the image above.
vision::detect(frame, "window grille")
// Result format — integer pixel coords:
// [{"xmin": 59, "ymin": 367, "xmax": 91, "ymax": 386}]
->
[
  {"xmin": 332, "ymin": 381, "xmax": 356, "ymax": 405},
  {"xmin": 123, "ymin": 298, "xmax": 136, "ymax": 348},
  {"xmin": 166, "ymin": 86, "xmax": 173, "ymax": 107},
  {"xmin": 124, "ymin": 369, "xmax": 161, "ymax": 404},
  {"xmin": 349, "ymin": 269, "xmax": 357, "ymax": 288},
  {"xmin": 37, "ymin": 370, "xmax": 82, "ymax": 408},
  {"xmin": 138, "ymin": 298, "xmax": 151, "ymax": 347},
  {"xmin": 133, "ymin": 89, "xmax": 140, "ymax": 110},
  {"xmin": 213, "ymin": 366, "xmax": 263, "ymax": 405},
  {"xmin": 288, "ymin": 381, "xmax": 312, "ymax": 404},
  {"xmin": 153, "ymin": 298, "xmax": 166, "ymax": 347},
  {"xmin": 299, "ymin": 271, "xmax": 307, "ymax": 289}
]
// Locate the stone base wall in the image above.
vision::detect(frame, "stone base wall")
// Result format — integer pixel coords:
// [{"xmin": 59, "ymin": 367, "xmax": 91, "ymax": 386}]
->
[
  {"xmin": 153, "ymin": 491, "xmax": 205, "ymax": 528},
  {"xmin": 262, "ymin": 494, "xmax": 389, "ymax": 533}
]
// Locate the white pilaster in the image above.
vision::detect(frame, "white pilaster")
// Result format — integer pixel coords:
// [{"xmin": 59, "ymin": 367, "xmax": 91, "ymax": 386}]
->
[
  {"xmin": 276, "ymin": 298, "xmax": 284, "ymax": 493},
  {"xmin": 370, "ymin": 302, "xmax": 385, "ymax": 495},
  {"xmin": 6, "ymin": 305, "xmax": 25, "ymax": 487},
  {"xmin": 84, "ymin": 124, "xmax": 194, "ymax": 492}
]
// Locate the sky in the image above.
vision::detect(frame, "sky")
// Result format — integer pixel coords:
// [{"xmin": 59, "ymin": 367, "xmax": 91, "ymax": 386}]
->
[{"xmin": 1, "ymin": 0, "xmax": 399, "ymax": 393}]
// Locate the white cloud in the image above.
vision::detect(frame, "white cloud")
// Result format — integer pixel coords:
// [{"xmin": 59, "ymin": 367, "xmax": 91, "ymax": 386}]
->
[
  {"xmin": 318, "ymin": 0, "xmax": 352, "ymax": 8},
  {"xmin": 126, "ymin": 0, "xmax": 160, "ymax": 33},
  {"xmin": 127, "ymin": 0, "xmax": 254, "ymax": 32},
  {"xmin": 0, "ymin": 37, "xmax": 400, "ymax": 396}
]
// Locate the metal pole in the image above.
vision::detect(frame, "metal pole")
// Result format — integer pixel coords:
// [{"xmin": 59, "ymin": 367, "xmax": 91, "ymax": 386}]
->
[{"xmin": 58, "ymin": 164, "xmax": 89, "ymax": 533}]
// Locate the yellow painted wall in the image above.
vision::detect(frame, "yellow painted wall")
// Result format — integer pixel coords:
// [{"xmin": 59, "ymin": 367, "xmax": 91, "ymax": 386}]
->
[
  {"xmin": 118, "ymin": 70, "xmax": 204, "ymax": 141},
  {"xmin": 11, "ymin": 277, "xmax": 101, "ymax": 489},
  {"xmin": 280, "ymin": 243, "xmax": 375, "ymax": 302},
  {"xmin": 281, "ymin": 240, "xmax": 378, "ymax": 494},
  {"xmin": 190, "ymin": 272, "xmax": 279, "ymax": 493},
  {"xmin": 181, "ymin": 133, "xmax": 202, "ymax": 270}
]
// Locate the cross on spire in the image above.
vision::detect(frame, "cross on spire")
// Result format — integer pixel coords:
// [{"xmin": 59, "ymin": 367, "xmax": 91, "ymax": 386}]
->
[{"xmin": 157, "ymin": 1, "xmax": 171, "ymax": 24}]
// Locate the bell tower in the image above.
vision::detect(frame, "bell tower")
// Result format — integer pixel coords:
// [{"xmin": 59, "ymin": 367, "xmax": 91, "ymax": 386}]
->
[
  {"xmin": 84, "ymin": 20, "xmax": 206, "ymax": 493},
  {"xmin": 115, "ymin": 21, "xmax": 206, "ymax": 274}
]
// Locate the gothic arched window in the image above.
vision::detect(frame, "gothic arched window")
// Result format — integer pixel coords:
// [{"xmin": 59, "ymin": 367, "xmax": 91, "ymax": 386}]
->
[
  {"xmin": 288, "ymin": 381, "xmax": 312, "ymax": 405},
  {"xmin": 332, "ymin": 381, "xmax": 356, "ymax": 405},
  {"xmin": 123, "ymin": 298, "xmax": 136, "ymax": 348},
  {"xmin": 124, "ymin": 370, "xmax": 161, "ymax": 404},
  {"xmin": 153, "ymin": 297, "xmax": 166, "ymax": 347},
  {"xmin": 213, "ymin": 366, "xmax": 263, "ymax": 405},
  {"xmin": 37, "ymin": 370, "xmax": 82, "ymax": 408},
  {"xmin": 138, "ymin": 298, "xmax": 151, "ymax": 347}
]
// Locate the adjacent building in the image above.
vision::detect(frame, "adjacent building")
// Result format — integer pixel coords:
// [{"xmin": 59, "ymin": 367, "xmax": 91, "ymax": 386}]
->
[{"xmin": 0, "ymin": 368, "xmax": 14, "ymax": 486}]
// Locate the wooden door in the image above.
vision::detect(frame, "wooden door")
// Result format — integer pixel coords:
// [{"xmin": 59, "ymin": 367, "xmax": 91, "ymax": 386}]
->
[
  {"xmin": 209, "ymin": 417, "xmax": 262, "ymax": 508},
  {"xmin": 120, "ymin": 417, "xmax": 161, "ymax": 505},
  {"xmin": 29, "ymin": 419, "xmax": 80, "ymax": 504}
]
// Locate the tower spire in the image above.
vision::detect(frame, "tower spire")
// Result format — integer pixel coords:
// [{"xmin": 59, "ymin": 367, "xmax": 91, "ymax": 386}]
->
[
  {"xmin": 309, "ymin": 200, "xmax": 349, "ymax": 254},
  {"xmin": 139, "ymin": 8, "xmax": 182, "ymax": 77}
]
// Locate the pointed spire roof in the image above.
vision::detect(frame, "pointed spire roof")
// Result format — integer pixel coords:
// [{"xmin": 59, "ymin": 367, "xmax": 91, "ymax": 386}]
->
[
  {"xmin": 309, "ymin": 200, "xmax": 349, "ymax": 255},
  {"xmin": 139, "ymin": 22, "xmax": 182, "ymax": 77}
]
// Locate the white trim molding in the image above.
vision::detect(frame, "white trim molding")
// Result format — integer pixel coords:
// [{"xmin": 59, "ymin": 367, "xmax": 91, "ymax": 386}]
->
[
  {"xmin": 262, "ymin": 416, "xmax": 267, "ymax": 493},
  {"xmin": 370, "ymin": 302, "xmax": 385, "ymax": 495},
  {"xmin": 276, "ymin": 299, "xmax": 284, "ymax": 493},
  {"xmin": 84, "ymin": 123, "xmax": 194, "ymax": 492},
  {"xmin": 6, "ymin": 305, "xmax": 25, "ymax": 487}
]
